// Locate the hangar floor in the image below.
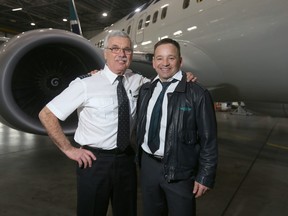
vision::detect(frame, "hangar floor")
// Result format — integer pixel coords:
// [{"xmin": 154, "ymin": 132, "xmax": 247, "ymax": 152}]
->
[{"xmin": 0, "ymin": 112, "xmax": 288, "ymax": 216}]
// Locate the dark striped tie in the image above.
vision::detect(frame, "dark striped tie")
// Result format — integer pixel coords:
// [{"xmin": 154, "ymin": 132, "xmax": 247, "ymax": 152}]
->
[{"xmin": 148, "ymin": 80, "xmax": 174, "ymax": 153}]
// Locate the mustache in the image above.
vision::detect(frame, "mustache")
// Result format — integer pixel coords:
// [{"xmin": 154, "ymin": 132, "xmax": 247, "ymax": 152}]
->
[{"xmin": 116, "ymin": 56, "xmax": 128, "ymax": 62}]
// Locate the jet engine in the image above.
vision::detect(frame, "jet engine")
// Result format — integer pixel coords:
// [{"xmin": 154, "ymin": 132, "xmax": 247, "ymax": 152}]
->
[{"xmin": 0, "ymin": 29, "xmax": 105, "ymax": 135}]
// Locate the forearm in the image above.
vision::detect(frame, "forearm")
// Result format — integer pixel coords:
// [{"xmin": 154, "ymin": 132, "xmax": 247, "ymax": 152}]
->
[
  {"xmin": 38, "ymin": 106, "xmax": 72, "ymax": 153},
  {"xmin": 39, "ymin": 105, "xmax": 96, "ymax": 168}
]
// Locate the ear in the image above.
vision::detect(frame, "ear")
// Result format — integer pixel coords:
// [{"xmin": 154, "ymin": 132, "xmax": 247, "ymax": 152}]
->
[
  {"xmin": 104, "ymin": 50, "xmax": 108, "ymax": 61},
  {"xmin": 152, "ymin": 57, "xmax": 156, "ymax": 69},
  {"xmin": 179, "ymin": 57, "xmax": 183, "ymax": 67}
]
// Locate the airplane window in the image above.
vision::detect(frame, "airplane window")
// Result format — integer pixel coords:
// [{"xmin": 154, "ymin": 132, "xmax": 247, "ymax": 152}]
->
[
  {"xmin": 127, "ymin": 25, "xmax": 131, "ymax": 35},
  {"xmin": 161, "ymin": 7, "xmax": 168, "ymax": 19},
  {"xmin": 183, "ymin": 0, "xmax": 190, "ymax": 9},
  {"xmin": 152, "ymin": 11, "xmax": 159, "ymax": 23},
  {"xmin": 138, "ymin": 19, "xmax": 143, "ymax": 30},
  {"xmin": 145, "ymin": 15, "xmax": 151, "ymax": 27},
  {"xmin": 97, "ymin": 40, "xmax": 104, "ymax": 48}
]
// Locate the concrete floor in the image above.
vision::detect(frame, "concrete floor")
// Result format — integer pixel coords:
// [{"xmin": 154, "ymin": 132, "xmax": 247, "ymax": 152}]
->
[{"xmin": 0, "ymin": 112, "xmax": 288, "ymax": 216}]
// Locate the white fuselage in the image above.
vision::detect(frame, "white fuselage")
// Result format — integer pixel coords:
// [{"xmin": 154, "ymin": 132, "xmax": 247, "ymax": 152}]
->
[{"xmin": 90, "ymin": 0, "xmax": 288, "ymax": 107}]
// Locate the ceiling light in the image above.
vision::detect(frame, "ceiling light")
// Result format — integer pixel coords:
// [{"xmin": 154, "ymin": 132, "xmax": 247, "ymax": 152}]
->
[
  {"xmin": 63, "ymin": 18, "xmax": 68, "ymax": 22},
  {"xmin": 159, "ymin": 35, "xmax": 169, "ymax": 40},
  {"xmin": 102, "ymin": 12, "xmax": 108, "ymax": 17},
  {"xmin": 173, "ymin": 30, "xmax": 183, "ymax": 36},
  {"xmin": 12, "ymin": 8, "xmax": 22, "ymax": 11},
  {"xmin": 30, "ymin": 23, "xmax": 36, "ymax": 26},
  {"xmin": 187, "ymin": 26, "xmax": 197, "ymax": 31},
  {"xmin": 141, "ymin": 41, "xmax": 152, "ymax": 46}
]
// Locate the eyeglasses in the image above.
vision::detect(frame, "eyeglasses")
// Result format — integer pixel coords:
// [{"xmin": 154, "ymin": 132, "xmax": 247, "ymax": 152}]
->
[{"xmin": 105, "ymin": 47, "xmax": 133, "ymax": 54}]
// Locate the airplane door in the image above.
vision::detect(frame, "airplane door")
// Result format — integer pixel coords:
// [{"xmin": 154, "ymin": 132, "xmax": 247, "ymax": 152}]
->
[{"xmin": 135, "ymin": 13, "xmax": 146, "ymax": 44}]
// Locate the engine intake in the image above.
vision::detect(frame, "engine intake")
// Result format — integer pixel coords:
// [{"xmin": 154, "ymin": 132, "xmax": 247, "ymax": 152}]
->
[{"xmin": 0, "ymin": 29, "xmax": 105, "ymax": 135}]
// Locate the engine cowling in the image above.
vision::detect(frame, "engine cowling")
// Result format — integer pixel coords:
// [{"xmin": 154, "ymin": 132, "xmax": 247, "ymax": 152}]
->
[{"xmin": 0, "ymin": 29, "xmax": 105, "ymax": 135}]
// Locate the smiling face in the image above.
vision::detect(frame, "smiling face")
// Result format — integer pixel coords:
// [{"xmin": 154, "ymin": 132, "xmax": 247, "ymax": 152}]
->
[
  {"xmin": 104, "ymin": 36, "xmax": 133, "ymax": 75},
  {"xmin": 153, "ymin": 43, "xmax": 182, "ymax": 81}
]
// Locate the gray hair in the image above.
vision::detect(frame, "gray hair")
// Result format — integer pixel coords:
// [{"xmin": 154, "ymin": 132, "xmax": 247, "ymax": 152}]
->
[{"xmin": 103, "ymin": 30, "xmax": 133, "ymax": 48}]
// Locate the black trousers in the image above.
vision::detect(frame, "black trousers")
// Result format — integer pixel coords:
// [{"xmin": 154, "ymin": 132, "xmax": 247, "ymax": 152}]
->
[
  {"xmin": 140, "ymin": 151, "xmax": 196, "ymax": 216},
  {"xmin": 76, "ymin": 146, "xmax": 137, "ymax": 216}
]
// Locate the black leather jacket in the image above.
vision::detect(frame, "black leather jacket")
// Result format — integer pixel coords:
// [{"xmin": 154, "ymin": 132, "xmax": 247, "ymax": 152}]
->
[{"xmin": 136, "ymin": 72, "xmax": 218, "ymax": 188}]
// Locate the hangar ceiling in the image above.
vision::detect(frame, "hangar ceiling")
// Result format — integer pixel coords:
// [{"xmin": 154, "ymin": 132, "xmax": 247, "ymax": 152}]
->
[{"xmin": 0, "ymin": 0, "xmax": 148, "ymax": 35}]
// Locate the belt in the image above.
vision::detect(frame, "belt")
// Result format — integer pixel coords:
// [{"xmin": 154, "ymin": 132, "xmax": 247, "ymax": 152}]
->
[
  {"xmin": 143, "ymin": 150, "xmax": 164, "ymax": 162},
  {"xmin": 82, "ymin": 145, "xmax": 134, "ymax": 156}
]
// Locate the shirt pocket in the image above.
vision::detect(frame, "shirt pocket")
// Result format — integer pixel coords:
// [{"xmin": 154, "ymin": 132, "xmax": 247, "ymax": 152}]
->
[
  {"xmin": 90, "ymin": 97, "xmax": 116, "ymax": 121},
  {"xmin": 94, "ymin": 97, "xmax": 114, "ymax": 108}
]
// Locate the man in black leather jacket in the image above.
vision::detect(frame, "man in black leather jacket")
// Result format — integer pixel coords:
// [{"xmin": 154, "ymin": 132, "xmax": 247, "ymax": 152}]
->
[{"xmin": 136, "ymin": 38, "xmax": 218, "ymax": 216}]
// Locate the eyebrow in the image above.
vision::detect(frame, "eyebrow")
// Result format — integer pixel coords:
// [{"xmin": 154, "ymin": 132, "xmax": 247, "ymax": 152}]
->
[
  {"xmin": 110, "ymin": 45, "xmax": 131, "ymax": 49},
  {"xmin": 155, "ymin": 54, "xmax": 177, "ymax": 58}
]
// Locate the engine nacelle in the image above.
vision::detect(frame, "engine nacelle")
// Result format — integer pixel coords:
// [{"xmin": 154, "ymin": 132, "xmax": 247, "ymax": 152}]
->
[{"xmin": 0, "ymin": 29, "xmax": 105, "ymax": 135}]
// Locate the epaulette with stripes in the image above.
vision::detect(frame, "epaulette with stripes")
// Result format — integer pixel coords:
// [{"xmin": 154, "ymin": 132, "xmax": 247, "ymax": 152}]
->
[{"xmin": 78, "ymin": 74, "xmax": 92, "ymax": 79}]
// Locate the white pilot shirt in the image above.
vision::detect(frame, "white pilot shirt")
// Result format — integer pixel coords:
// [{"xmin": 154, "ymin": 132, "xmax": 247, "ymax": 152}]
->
[
  {"xmin": 47, "ymin": 65, "xmax": 150, "ymax": 149},
  {"xmin": 142, "ymin": 70, "xmax": 182, "ymax": 156}
]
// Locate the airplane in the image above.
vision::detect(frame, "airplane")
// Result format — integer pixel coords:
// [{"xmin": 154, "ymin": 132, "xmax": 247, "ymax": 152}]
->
[{"xmin": 0, "ymin": 0, "xmax": 288, "ymax": 136}]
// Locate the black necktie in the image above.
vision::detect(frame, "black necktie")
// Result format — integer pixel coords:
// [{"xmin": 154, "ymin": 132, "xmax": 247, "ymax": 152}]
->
[
  {"xmin": 116, "ymin": 76, "xmax": 130, "ymax": 151},
  {"xmin": 148, "ymin": 80, "xmax": 174, "ymax": 153}
]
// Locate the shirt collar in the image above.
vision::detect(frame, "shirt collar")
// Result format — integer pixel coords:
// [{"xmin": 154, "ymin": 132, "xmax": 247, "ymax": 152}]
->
[
  {"xmin": 102, "ymin": 64, "xmax": 131, "ymax": 84},
  {"xmin": 151, "ymin": 70, "xmax": 183, "ymax": 84}
]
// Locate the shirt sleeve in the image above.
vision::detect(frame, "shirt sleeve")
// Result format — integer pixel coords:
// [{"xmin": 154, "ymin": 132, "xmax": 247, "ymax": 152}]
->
[
  {"xmin": 46, "ymin": 78, "xmax": 86, "ymax": 121},
  {"xmin": 143, "ymin": 76, "xmax": 151, "ymax": 84}
]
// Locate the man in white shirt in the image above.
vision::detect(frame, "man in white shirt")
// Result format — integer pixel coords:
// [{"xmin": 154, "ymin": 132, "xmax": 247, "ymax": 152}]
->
[{"xmin": 39, "ymin": 30, "xmax": 149, "ymax": 216}]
